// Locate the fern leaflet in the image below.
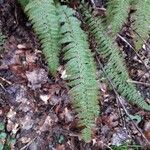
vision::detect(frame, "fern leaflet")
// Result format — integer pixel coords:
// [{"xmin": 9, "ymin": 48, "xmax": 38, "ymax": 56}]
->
[
  {"xmin": 58, "ymin": 5, "xmax": 100, "ymax": 142},
  {"xmin": 131, "ymin": 0, "xmax": 150, "ymax": 50},
  {"xmin": 106, "ymin": 0, "xmax": 131, "ymax": 36},
  {"xmin": 25, "ymin": 0, "xmax": 60, "ymax": 76},
  {"xmin": 80, "ymin": 4, "xmax": 150, "ymax": 111},
  {"xmin": 0, "ymin": 32, "xmax": 5, "ymax": 51}
]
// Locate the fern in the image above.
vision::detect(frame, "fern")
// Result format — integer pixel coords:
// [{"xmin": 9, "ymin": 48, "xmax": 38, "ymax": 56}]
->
[
  {"xmin": 131, "ymin": 0, "xmax": 150, "ymax": 50},
  {"xmin": 18, "ymin": 0, "xmax": 29, "ymax": 7},
  {"xmin": 80, "ymin": 4, "xmax": 150, "ymax": 111},
  {"xmin": 58, "ymin": 5, "xmax": 99, "ymax": 142},
  {"xmin": 106, "ymin": 0, "xmax": 131, "ymax": 36},
  {"xmin": 25, "ymin": 0, "xmax": 60, "ymax": 76},
  {"xmin": 16, "ymin": 0, "xmax": 150, "ymax": 143}
]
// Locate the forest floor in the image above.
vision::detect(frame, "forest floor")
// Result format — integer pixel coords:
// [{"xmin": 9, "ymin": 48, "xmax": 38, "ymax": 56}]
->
[{"xmin": 0, "ymin": 0, "xmax": 150, "ymax": 150}]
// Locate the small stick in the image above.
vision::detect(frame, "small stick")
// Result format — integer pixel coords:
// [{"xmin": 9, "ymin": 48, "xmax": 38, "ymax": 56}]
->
[
  {"xmin": 20, "ymin": 137, "xmax": 36, "ymax": 150},
  {"xmin": 89, "ymin": 0, "xmax": 96, "ymax": 7},
  {"xmin": 0, "ymin": 83, "xmax": 6, "ymax": 91},
  {"xmin": 98, "ymin": 141, "xmax": 113, "ymax": 150},
  {"xmin": 133, "ymin": 30, "xmax": 150, "ymax": 51},
  {"xmin": 117, "ymin": 34, "xmax": 150, "ymax": 71},
  {"xmin": 127, "ymin": 79, "xmax": 150, "ymax": 87},
  {"xmin": 0, "ymin": 76, "xmax": 12, "ymax": 85},
  {"xmin": 96, "ymin": 54, "xmax": 150, "ymax": 145},
  {"xmin": 117, "ymin": 34, "xmax": 134, "ymax": 50}
]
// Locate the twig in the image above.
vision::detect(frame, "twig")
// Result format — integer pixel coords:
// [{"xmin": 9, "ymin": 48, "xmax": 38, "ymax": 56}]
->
[
  {"xmin": 127, "ymin": 79, "xmax": 150, "ymax": 87},
  {"xmin": 20, "ymin": 137, "xmax": 37, "ymax": 150},
  {"xmin": 116, "ymin": 96, "xmax": 126, "ymax": 127},
  {"xmin": 117, "ymin": 34, "xmax": 150, "ymax": 71},
  {"xmin": 0, "ymin": 76, "xmax": 12, "ymax": 85},
  {"xmin": 99, "ymin": 141, "xmax": 113, "ymax": 150},
  {"xmin": 89, "ymin": 0, "xmax": 96, "ymax": 7},
  {"xmin": 89, "ymin": 0, "xmax": 106, "ymax": 11},
  {"xmin": 0, "ymin": 83, "xmax": 6, "ymax": 91},
  {"xmin": 117, "ymin": 34, "xmax": 135, "ymax": 50},
  {"xmin": 115, "ymin": 94, "xmax": 131, "ymax": 138},
  {"xmin": 95, "ymin": 54, "xmax": 150, "ymax": 145}
]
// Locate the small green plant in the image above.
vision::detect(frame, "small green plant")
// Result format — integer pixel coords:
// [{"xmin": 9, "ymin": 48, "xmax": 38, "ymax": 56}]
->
[{"xmin": 0, "ymin": 122, "xmax": 16, "ymax": 150}]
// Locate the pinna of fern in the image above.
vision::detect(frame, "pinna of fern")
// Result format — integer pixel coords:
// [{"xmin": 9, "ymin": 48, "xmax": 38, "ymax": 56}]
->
[
  {"xmin": 58, "ymin": 5, "xmax": 100, "ymax": 142},
  {"xmin": 131, "ymin": 0, "xmax": 150, "ymax": 50},
  {"xmin": 25, "ymin": 0, "xmax": 60, "ymax": 76},
  {"xmin": 106, "ymin": 0, "xmax": 131, "ymax": 36},
  {"xmin": 0, "ymin": 32, "xmax": 5, "ymax": 51},
  {"xmin": 80, "ymin": 4, "xmax": 150, "ymax": 111}
]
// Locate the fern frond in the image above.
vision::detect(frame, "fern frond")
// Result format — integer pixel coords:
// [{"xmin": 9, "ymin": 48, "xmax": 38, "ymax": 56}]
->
[
  {"xmin": 58, "ymin": 5, "xmax": 99, "ymax": 142},
  {"xmin": 25, "ymin": 0, "xmax": 60, "ymax": 76},
  {"xmin": 18, "ymin": 0, "xmax": 29, "ymax": 7},
  {"xmin": 80, "ymin": 4, "xmax": 150, "ymax": 111},
  {"xmin": 106, "ymin": 0, "xmax": 130, "ymax": 36},
  {"xmin": 0, "ymin": 32, "xmax": 5, "ymax": 51},
  {"xmin": 131, "ymin": 0, "xmax": 150, "ymax": 50}
]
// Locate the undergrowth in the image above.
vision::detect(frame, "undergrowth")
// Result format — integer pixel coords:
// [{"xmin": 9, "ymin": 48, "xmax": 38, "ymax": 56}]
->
[{"xmin": 15, "ymin": 0, "xmax": 150, "ymax": 142}]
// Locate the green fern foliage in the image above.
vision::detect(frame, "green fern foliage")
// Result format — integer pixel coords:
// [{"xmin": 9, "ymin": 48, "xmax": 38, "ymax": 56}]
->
[
  {"xmin": 25, "ymin": 0, "xmax": 60, "ymax": 76},
  {"xmin": 131, "ymin": 0, "xmax": 150, "ymax": 50},
  {"xmin": 106, "ymin": 0, "xmax": 131, "ymax": 36},
  {"xmin": 18, "ymin": 0, "xmax": 29, "ymax": 8},
  {"xmin": 80, "ymin": 4, "xmax": 150, "ymax": 111},
  {"xmin": 0, "ymin": 32, "xmax": 5, "ymax": 51},
  {"xmin": 58, "ymin": 5, "xmax": 99, "ymax": 142}
]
